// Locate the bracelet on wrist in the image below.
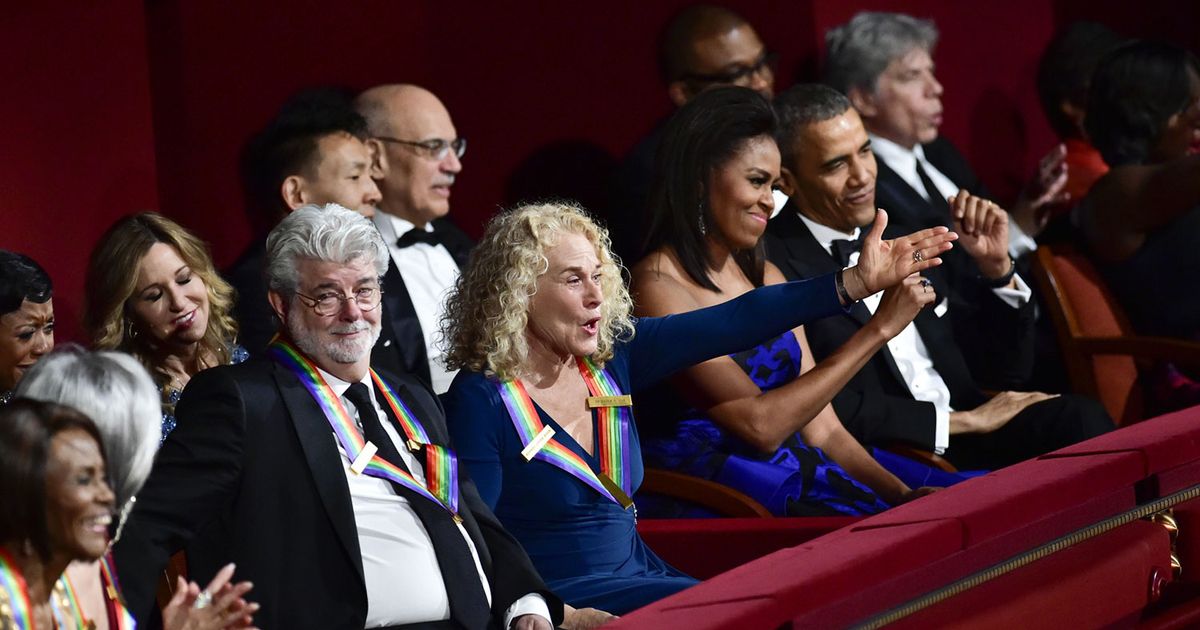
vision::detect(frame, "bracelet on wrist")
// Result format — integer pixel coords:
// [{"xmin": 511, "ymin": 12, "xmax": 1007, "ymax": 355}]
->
[
  {"xmin": 836, "ymin": 269, "xmax": 855, "ymax": 304},
  {"xmin": 982, "ymin": 256, "xmax": 1017, "ymax": 288}
]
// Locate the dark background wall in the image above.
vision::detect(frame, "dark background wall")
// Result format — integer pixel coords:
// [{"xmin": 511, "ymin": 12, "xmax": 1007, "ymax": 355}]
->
[{"xmin": 1, "ymin": 0, "xmax": 1195, "ymax": 343}]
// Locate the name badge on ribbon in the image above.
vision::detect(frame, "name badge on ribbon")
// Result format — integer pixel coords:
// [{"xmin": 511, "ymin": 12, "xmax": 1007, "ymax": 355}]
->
[
  {"xmin": 350, "ymin": 441, "xmax": 378, "ymax": 475},
  {"xmin": 521, "ymin": 425, "xmax": 556, "ymax": 461},
  {"xmin": 586, "ymin": 395, "xmax": 633, "ymax": 409}
]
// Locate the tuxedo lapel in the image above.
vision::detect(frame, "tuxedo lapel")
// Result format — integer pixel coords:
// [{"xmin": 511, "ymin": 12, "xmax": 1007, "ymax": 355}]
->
[
  {"xmin": 273, "ymin": 364, "xmax": 365, "ymax": 587},
  {"xmin": 875, "ymin": 159, "xmax": 950, "ymax": 229},
  {"xmin": 377, "ymin": 260, "xmax": 432, "ymax": 383}
]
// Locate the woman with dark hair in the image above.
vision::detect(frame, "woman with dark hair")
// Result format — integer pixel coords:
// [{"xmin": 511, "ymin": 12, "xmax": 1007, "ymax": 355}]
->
[
  {"xmin": 0, "ymin": 398, "xmax": 253, "ymax": 629},
  {"xmin": 1078, "ymin": 40, "xmax": 1200, "ymax": 340},
  {"xmin": 0, "ymin": 251, "xmax": 54, "ymax": 405},
  {"xmin": 0, "ymin": 399, "xmax": 109, "ymax": 627},
  {"xmin": 632, "ymin": 86, "xmax": 974, "ymax": 517},
  {"xmin": 84, "ymin": 213, "xmax": 248, "ymax": 440}
]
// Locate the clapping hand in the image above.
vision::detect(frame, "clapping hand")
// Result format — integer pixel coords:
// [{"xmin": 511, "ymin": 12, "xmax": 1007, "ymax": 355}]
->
[
  {"xmin": 844, "ymin": 209, "xmax": 957, "ymax": 300},
  {"xmin": 872, "ymin": 275, "xmax": 938, "ymax": 339},
  {"xmin": 949, "ymin": 191, "xmax": 1012, "ymax": 279},
  {"xmin": 1012, "ymin": 143, "xmax": 1070, "ymax": 237},
  {"xmin": 161, "ymin": 562, "xmax": 258, "ymax": 630}
]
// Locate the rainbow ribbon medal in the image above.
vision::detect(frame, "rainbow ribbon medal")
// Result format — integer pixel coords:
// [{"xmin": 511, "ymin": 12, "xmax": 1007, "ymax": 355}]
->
[
  {"xmin": 51, "ymin": 573, "xmax": 90, "ymax": 630},
  {"xmin": 0, "ymin": 547, "xmax": 34, "ymax": 630},
  {"xmin": 495, "ymin": 358, "xmax": 635, "ymax": 509},
  {"xmin": 576, "ymin": 357, "xmax": 634, "ymax": 503},
  {"xmin": 99, "ymin": 553, "xmax": 136, "ymax": 630},
  {"xmin": 271, "ymin": 340, "xmax": 459, "ymax": 518}
]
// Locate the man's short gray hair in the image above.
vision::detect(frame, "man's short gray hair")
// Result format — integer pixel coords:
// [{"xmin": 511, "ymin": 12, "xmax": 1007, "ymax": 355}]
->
[
  {"xmin": 16, "ymin": 345, "xmax": 160, "ymax": 509},
  {"xmin": 265, "ymin": 204, "xmax": 389, "ymax": 295},
  {"xmin": 824, "ymin": 12, "xmax": 939, "ymax": 95}
]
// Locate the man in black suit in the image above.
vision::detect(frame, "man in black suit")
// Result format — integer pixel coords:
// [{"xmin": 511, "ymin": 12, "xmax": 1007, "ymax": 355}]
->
[
  {"xmin": 823, "ymin": 11, "xmax": 1070, "ymax": 258},
  {"xmin": 229, "ymin": 89, "xmax": 383, "ymax": 355},
  {"xmin": 823, "ymin": 12, "xmax": 1079, "ymax": 390},
  {"xmin": 114, "ymin": 205, "xmax": 559, "ymax": 629},
  {"xmin": 763, "ymin": 84, "xmax": 1112, "ymax": 470},
  {"xmin": 355, "ymin": 85, "xmax": 474, "ymax": 394}
]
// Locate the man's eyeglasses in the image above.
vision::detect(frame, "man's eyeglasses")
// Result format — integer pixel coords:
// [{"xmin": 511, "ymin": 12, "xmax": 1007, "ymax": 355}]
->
[
  {"xmin": 376, "ymin": 136, "xmax": 467, "ymax": 161},
  {"xmin": 295, "ymin": 287, "xmax": 384, "ymax": 316},
  {"xmin": 680, "ymin": 51, "xmax": 778, "ymax": 86}
]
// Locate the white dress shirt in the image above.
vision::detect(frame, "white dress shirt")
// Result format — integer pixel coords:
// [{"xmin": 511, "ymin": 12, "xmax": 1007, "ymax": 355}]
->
[
  {"xmin": 316, "ymin": 367, "xmax": 549, "ymax": 628},
  {"xmin": 374, "ymin": 211, "xmax": 461, "ymax": 394},
  {"xmin": 868, "ymin": 135, "xmax": 1033, "ymax": 308},
  {"xmin": 798, "ymin": 213, "xmax": 954, "ymax": 452},
  {"xmin": 871, "ymin": 134, "xmax": 1039, "ymax": 259}
]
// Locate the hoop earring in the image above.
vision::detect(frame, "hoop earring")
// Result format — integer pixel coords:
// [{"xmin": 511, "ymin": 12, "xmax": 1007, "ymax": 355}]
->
[{"xmin": 126, "ymin": 319, "xmax": 139, "ymax": 340}]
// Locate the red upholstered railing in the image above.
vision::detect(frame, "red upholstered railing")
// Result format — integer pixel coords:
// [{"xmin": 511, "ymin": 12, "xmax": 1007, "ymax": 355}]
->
[{"xmin": 610, "ymin": 405, "xmax": 1200, "ymax": 629}]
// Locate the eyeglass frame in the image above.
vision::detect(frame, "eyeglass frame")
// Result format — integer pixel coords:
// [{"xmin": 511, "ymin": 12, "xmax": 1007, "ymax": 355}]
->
[
  {"xmin": 294, "ymin": 286, "xmax": 385, "ymax": 316},
  {"xmin": 678, "ymin": 50, "xmax": 778, "ymax": 86},
  {"xmin": 375, "ymin": 136, "xmax": 467, "ymax": 161}
]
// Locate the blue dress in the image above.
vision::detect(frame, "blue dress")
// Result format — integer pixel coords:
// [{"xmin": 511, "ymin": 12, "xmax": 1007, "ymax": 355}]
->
[
  {"xmin": 160, "ymin": 345, "xmax": 249, "ymax": 442},
  {"xmin": 443, "ymin": 276, "xmax": 847, "ymax": 614},
  {"xmin": 641, "ymin": 331, "xmax": 976, "ymax": 517}
]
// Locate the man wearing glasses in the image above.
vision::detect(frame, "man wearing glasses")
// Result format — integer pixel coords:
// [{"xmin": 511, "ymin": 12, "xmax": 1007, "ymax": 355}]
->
[
  {"xmin": 115, "ymin": 205, "xmax": 560, "ymax": 629},
  {"xmin": 355, "ymin": 84, "xmax": 475, "ymax": 394},
  {"xmin": 609, "ymin": 5, "xmax": 776, "ymax": 263}
]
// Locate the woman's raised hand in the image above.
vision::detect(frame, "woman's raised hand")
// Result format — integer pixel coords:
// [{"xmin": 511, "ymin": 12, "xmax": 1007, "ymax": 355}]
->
[
  {"xmin": 844, "ymin": 209, "xmax": 956, "ymax": 301},
  {"xmin": 870, "ymin": 275, "xmax": 937, "ymax": 339},
  {"xmin": 161, "ymin": 562, "xmax": 258, "ymax": 630}
]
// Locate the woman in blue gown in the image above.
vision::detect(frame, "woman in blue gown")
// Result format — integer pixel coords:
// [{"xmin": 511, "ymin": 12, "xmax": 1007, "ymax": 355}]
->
[
  {"xmin": 632, "ymin": 87, "xmax": 977, "ymax": 519},
  {"xmin": 441, "ymin": 197, "xmax": 954, "ymax": 615}
]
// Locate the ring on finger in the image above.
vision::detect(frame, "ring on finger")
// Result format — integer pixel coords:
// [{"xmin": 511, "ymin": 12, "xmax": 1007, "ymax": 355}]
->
[
  {"xmin": 193, "ymin": 590, "xmax": 213, "ymax": 610},
  {"xmin": 920, "ymin": 278, "xmax": 932, "ymax": 288},
  {"xmin": 912, "ymin": 250, "xmax": 924, "ymax": 263}
]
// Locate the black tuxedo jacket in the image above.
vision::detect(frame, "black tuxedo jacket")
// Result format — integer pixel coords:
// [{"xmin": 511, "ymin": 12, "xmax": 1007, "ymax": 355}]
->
[
  {"xmin": 226, "ymin": 239, "xmax": 274, "ymax": 355},
  {"xmin": 762, "ymin": 209, "xmax": 1034, "ymax": 449},
  {"xmin": 112, "ymin": 358, "xmax": 557, "ymax": 629},
  {"xmin": 872, "ymin": 138, "xmax": 1038, "ymax": 388},
  {"xmin": 372, "ymin": 217, "xmax": 474, "ymax": 386}
]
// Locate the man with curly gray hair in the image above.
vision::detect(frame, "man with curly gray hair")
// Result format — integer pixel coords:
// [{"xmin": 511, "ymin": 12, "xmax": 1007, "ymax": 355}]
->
[
  {"xmin": 114, "ymin": 204, "xmax": 561, "ymax": 629},
  {"xmin": 826, "ymin": 11, "xmax": 1069, "ymax": 260}
]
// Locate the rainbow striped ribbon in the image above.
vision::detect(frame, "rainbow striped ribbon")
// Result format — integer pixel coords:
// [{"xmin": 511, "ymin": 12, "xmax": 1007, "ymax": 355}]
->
[
  {"xmin": 99, "ymin": 553, "xmax": 136, "ymax": 630},
  {"xmin": 495, "ymin": 364, "xmax": 634, "ymax": 509},
  {"xmin": 270, "ymin": 340, "xmax": 459, "ymax": 517},
  {"xmin": 51, "ymin": 572, "xmax": 88, "ymax": 630},
  {"xmin": 369, "ymin": 371, "xmax": 458, "ymax": 514},
  {"xmin": 576, "ymin": 357, "xmax": 633, "ymax": 497},
  {"xmin": 0, "ymin": 547, "xmax": 33, "ymax": 630}
]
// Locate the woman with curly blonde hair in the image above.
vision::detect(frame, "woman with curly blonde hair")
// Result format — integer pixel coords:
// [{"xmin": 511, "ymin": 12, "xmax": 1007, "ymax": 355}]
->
[
  {"xmin": 84, "ymin": 213, "xmax": 248, "ymax": 441},
  {"xmin": 441, "ymin": 199, "xmax": 949, "ymax": 617}
]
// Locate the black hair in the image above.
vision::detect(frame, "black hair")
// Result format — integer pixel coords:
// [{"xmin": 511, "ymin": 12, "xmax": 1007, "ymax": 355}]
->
[
  {"xmin": 239, "ymin": 87, "xmax": 370, "ymax": 229},
  {"xmin": 1036, "ymin": 21, "xmax": 1125, "ymax": 140},
  {"xmin": 658, "ymin": 4, "xmax": 748, "ymax": 83},
  {"xmin": 0, "ymin": 398, "xmax": 105, "ymax": 562},
  {"xmin": 0, "ymin": 251, "xmax": 52, "ymax": 316},
  {"xmin": 644, "ymin": 86, "xmax": 778, "ymax": 289},
  {"xmin": 1086, "ymin": 40, "xmax": 1200, "ymax": 166},
  {"xmin": 773, "ymin": 84, "xmax": 853, "ymax": 168}
]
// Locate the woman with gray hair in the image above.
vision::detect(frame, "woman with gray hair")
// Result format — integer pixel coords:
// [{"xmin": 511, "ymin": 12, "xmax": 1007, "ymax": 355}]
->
[
  {"xmin": 440, "ymin": 200, "xmax": 952, "ymax": 617},
  {"xmin": 17, "ymin": 346, "xmax": 257, "ymax": 630}
]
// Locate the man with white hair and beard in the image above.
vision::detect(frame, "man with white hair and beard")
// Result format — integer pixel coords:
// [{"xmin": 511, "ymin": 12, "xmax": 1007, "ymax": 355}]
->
[{"xmin": 114, "ymin": 205, "xmax": 560, "ymax": 630}]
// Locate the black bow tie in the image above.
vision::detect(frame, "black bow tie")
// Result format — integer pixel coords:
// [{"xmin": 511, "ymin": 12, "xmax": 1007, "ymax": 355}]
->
[
  {"xmin": 396, "ymin": 228, "xmax": 441, "ymax": 249},
  {"xmin": 830, "ymin": 235, "xmax": 863, "ymax": 267}
]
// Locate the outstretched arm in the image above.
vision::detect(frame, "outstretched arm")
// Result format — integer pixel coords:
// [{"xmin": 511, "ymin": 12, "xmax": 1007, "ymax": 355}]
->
[{"xmin": 638, "ymin": 265, "xmax": 935, "ymax": 453}]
